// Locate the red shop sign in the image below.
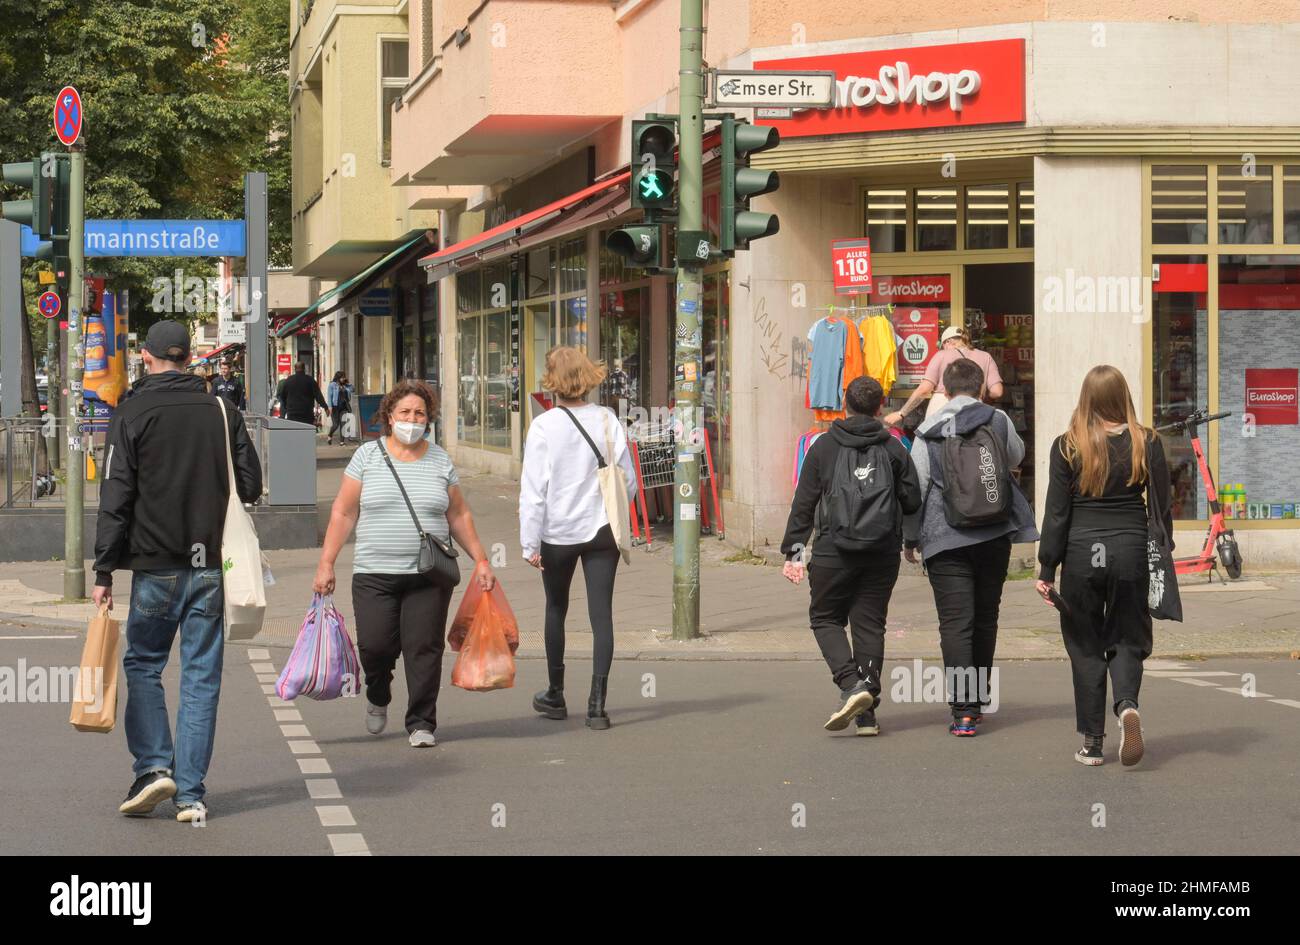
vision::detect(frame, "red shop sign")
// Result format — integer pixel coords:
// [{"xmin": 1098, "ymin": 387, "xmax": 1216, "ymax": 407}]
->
[
  {"xmin": 831, "ymin": 238, "xmax": 872, "ymax": 294},
  {"xmin": 870, "ymin": 274, "xmax": 951, "ymax": 304},
  {"xmin": 754, "ymin": 39, "xmax": 1025, "ymax": 138},
  {"xmin": 276, "ymin": 353, "xmax": 292, "ymax": 376},
  {"xmin": 1245, "ymin": 368, "xmax": 1298, "ymax": 425},
  {"xmin": 894, "ymin": 307, "xmax": 940, "ymax": 379}
]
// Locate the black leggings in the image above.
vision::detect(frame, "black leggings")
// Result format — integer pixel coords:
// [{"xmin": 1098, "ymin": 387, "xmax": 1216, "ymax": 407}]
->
[
  {"xmin": 540, "ymin": 524, "xmax": 619, "ymax": 676},
  {"xmin": 328, "ymin": 405, "xmax": 346, "ymax": 439}
]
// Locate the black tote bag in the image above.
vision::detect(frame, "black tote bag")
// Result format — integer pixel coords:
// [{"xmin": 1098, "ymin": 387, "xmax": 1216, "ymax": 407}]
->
[{"xmin": 1146, "ymin": 493, "xmax": 1182, "ymax": 622}]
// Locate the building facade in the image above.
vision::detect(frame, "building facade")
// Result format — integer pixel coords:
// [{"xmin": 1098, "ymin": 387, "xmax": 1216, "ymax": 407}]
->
[{"xmin": 308, "ymin": 0, "xmax": 1300, "ymax": 563}]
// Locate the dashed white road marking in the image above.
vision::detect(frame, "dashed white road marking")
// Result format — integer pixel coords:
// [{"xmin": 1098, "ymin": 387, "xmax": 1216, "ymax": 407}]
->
[
  {"xmin": 1269, "ymin": 699, "xmax": 1300, "ymax": 709},
  {"xmin": 1171, "ymin": 678, "xmax": 1221, "ymax": 687},
  {"xmin": 248, "ymin": 649, "xmax": 369, "ymax": 856},
  {"xmin": 0, "ymin": 635, "xmax": 78, "ymax": 640},
  {"xmin": 1146, "ymin": 670, "xmax": 1237, "ymax": 678},
  {"xmin": 1215, "ymin": 687, "xmax": 1274, "ymax": 698}
]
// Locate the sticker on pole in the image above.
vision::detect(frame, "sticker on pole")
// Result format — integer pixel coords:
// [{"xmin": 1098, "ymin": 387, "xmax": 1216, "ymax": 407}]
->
[
  {"xmin": 831, "ymin": 237, "xmax": 871, "ymax": 295},
  {"xmin": 55, "ymin": 86, "xmax": 83, "ymax": 147},
  {"xmin": 38, "ymin": 291, "xmax": 62, "ymax": 319}
]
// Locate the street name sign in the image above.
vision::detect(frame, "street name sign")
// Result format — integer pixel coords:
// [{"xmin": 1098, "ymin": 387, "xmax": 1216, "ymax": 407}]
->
[{"xmin": 710, "ymin": 70, "xmax": 835, "ymax": 108}]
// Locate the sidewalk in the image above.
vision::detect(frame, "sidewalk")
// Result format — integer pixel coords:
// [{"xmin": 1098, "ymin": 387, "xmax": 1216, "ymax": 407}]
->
[{"xmin": 2, "ymin": 444, "xmax": 1299, "ymax": 661}]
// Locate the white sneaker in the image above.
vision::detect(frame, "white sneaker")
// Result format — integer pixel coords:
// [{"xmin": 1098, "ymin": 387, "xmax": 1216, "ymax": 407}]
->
[
  {"xmin": 408, "ymin": 730, "xmax": 436, "ymax": 748},
  {"xmin": 365, "ymin": 701, "xmax": 387, "ymax": 735},
  {"xmin": 176, "ymin": 802, "xmax": 208, "ymax": 824}
]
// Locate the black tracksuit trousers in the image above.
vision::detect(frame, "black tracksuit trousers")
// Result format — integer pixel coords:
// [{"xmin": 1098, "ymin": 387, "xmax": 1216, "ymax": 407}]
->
[{"xmin": 808, "ymin": 552, "xmax": 901, "ymax": 695}]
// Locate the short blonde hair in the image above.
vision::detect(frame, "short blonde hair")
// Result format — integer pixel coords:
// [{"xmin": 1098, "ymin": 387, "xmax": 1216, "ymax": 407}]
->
[{"xmin": 541, "ymin": 346, "xmax": 606, "ymax": 399}]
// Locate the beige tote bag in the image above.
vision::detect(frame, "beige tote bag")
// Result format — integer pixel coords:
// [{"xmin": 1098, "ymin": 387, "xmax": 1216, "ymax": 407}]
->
[{"xmin": 216, "ymin": 397, "xmax": 267, "ymax": 640}]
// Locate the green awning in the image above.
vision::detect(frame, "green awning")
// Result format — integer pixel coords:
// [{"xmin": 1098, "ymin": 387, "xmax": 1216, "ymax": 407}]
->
[{"xmin": 275, "ymin": 230, "xmax": 432, "ymax": 338}]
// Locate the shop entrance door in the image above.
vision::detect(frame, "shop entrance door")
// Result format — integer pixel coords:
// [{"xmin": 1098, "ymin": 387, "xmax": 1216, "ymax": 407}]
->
[{"xmin": 524, "ymin": 301, "xmax": 557, "ymax": 434}]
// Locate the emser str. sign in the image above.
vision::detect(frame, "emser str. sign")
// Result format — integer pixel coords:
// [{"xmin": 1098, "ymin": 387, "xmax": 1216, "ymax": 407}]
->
[{"xmin": 755, "ymin": 39, "xmax": 1025, "ymax": 136}]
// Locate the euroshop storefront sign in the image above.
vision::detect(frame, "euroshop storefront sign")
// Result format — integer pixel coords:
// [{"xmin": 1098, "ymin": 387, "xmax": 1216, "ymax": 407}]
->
[
  {"xmin": 1245, "ymin": 368, "xmax": 1298, "ymax": 425},
  {"xmin": 754, "ymin": 39, "xmax": 1025, "ymax": 137},
  {"xmin": 870, "ymin": 274, "xmax": 951, "ymax": 304}
]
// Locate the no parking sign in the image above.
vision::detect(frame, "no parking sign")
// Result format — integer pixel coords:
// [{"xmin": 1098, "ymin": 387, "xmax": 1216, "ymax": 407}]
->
[
  {"xmin": 38, "ymin": 291, "xmax": 61, "ymax": 319},
  {"xmin": 55, "ymin": 86, "xmax": 83, "ymax": 146}
]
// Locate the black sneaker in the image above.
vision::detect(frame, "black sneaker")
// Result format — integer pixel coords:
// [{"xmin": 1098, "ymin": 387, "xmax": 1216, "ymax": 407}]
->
[
  {"xmin": 1075, "ymin": 733, "xmax": 1105, "ymax": 766},
  {"xmin": 825, "ymin": 680, "xmax": 875, "ymax": 731},
  {"xmin": 119, "ymin": 771, "xmax": 177, "ymax": 816},
  {"xmin": 855, "ymin": 708, "xmax": 880, "ymax": 736},
  {"xmin": 949, "ymin": 715, "xmax": 978, "ymax": 737}
]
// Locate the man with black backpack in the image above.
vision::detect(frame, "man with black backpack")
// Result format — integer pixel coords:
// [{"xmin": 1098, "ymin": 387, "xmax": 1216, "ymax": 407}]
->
[
  {"xmin": 782, "ymin": 376, "xmax": 922, "ymax": 735},
  {"xmin": 903, "ymin": 358, "xmax": 1038, "ymax": 736}
]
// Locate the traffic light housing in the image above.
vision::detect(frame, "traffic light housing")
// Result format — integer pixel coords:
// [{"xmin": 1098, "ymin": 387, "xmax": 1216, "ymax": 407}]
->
[
  {"xmin": 2, "ymin": 155, "xmax": 56, "ymax": 239},
  {"xmin": 719, "ymin": 117, "xmax": 781, "ymax": 254},
  {"xmin": 630, "ymin": 119, "xmax": 677, "ymax": 214},
  {"xmin": 605, "ymin": 223, "xmax": 672, "ymax": 272}
]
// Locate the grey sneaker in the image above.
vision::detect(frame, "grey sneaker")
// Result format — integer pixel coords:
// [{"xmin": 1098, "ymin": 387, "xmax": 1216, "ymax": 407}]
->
[
  {"xmin": 119, "ymin": 772, "xmax": 177, "ymax": 816},
  {"xmin": 176, "ymin": 801, "xmax": 208, "ymax": 824},
  {"xmin": 408, "ymin": 729, "xmax": 436, "ymax": 748},
  {"xmin": 365, "ymin": 700, "xmax": 387, "ymax": 736},
  {"xmin": 855, "ymin": 708, "xmax": 880, "ymax": 736},
  {"xmin": 1118, "ymin": 707, "xmax": 1144, "ymax": 766},
  {"xmin": 825, "ymin": 680, "xmax": 875, "ymax": 732}
]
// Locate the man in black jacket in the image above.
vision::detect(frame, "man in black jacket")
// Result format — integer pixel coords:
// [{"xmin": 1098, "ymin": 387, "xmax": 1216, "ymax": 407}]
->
[
  {"xmin": 781, "ymin": 376, "xmax": 923, "ymax": 735},
  {"xmin": 274, "ymin": 360, "xmax": 328, "ymax": 426},
  {"xmin": 212, "ymin": 359, "xmax": 246, "ymax": 410},
  {"xmin": 92, "ymin": 320, "xmax": 263, "ymax": 823}
]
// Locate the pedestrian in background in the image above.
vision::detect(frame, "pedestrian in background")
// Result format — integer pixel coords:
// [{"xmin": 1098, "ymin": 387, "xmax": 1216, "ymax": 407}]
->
[
  {"xmin": 781, "ymin": 376, "xmax": 922, "ymax": 735},
  {"xmin": 884, "ymin": 326, "xmax": 1005, "ymax": 425},
  {"xmin": 212, "ymin": 359, "xmax": 246, "ymax": 411},
  {"xmin": 93, "ymin": 320, "xmax": 263, "ymax": 823},
  {"xmin": 275, "ymin": 361, "xmax": 328, "ymax": 427},
  {"xmin": 313, "ymin": 379, "xmax": 495, "ymax": 747},
  {"xmin": 326, "ymin": 370, "xmax": 353, "ymax": 445},
  {"xmin": 520, "ymin": 346, "xmax": 636, "ymax": 730},
  {"xmin": 1037, "ymin": 365, "xmax": 1172, "ymax": 767},
  {"xmin": 904, "ymin": 358, "xmax": 1038, "ymax": 736}
]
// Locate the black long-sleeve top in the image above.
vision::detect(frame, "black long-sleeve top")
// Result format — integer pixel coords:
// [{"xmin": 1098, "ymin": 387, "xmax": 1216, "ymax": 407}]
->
[{"xmin": 1038, "ymin": 427, "xmax": 1173, "ymax": 582}]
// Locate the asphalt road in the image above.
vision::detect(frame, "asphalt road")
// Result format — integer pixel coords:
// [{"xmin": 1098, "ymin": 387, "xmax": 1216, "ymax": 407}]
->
[{"xmin": 2, "ymin": 627, "xmax": 1298, "ymax": 855}]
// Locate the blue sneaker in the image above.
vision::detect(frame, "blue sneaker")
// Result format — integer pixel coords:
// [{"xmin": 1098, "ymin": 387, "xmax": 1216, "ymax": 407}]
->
[{"xmin": 949, "ymin": 715, "xmax": 978, "ymax": 737}]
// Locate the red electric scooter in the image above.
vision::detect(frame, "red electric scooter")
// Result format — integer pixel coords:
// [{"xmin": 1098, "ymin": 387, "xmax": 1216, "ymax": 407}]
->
[{"xmin": 1156, "ymin": 408, "xmax": 1242, "ymax": 581}]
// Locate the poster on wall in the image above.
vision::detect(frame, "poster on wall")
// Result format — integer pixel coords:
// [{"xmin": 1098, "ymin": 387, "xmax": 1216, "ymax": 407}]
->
[
  {"xmin": 1244, "ymin": 368, "xmax": 1298, "ymax": 425},
  {"xmin": 276, "ymin": 353, "xmax": 292, "ymax": 377},
  {"xmin": 831, "ymin": 238, "xmax": 872, "ymax": 295},
  {"xmin": 893, "ymin": 307, "xmax": 940, "ymax": 380}
]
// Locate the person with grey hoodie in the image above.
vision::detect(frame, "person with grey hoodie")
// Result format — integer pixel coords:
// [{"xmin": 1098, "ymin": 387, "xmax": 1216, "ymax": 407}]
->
[{"xmin": 902, "ymin": 357, "xmax": 1039, "ymax": 736}]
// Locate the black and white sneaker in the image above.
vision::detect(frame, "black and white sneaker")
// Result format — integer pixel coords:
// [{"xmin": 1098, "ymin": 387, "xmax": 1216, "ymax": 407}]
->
[
  {"xmin": 825, "ymin": 680, "xmax": 875, "ymax": 732},
  {"xmin": 1075, "ymin": 734, "xmax": 1104, "ymax": 766},
  {"xmin": 119, "ymin": 772, "xmax": 177, "ymax": 816},
  {"xmin": 1118, "ymin": 706, "xmax": 1144, "ymax": 766},
  {"xmin": 855, "ymin": 708, "xmax": 880, "ymax": 736}
]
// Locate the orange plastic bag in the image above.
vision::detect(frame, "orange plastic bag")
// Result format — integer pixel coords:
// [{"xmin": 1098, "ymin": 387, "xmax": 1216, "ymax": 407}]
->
[
  {"xmin": 450, "ymin": 595, "xmax": 517, "ymax": 692},
  {"xmin": 449, "ymin": 582, "xmax": 518, "ymax": 653}
]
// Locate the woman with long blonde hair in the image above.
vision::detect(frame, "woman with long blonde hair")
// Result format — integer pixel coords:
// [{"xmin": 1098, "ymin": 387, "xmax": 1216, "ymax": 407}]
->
[{"xmin": 1037, "ymin": 365, "xmax": 1172, "ymax": 767}]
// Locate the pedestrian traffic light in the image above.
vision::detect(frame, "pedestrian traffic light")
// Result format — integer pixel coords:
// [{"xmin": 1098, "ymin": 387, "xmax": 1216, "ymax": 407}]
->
[
  {"xmin": 605, "ymin": 223, "xmax": 672, "ymax": 272},
  {"xmin": 630, "ymin": 119, "xmax": 677, "ymax": 214},
  {"xmin": 1, "ymin": 155, "xmax": 56, "ymax": 239},
  {"xmin": 719, "ymin": 117, "xmax": 781, "ymax": 254}
]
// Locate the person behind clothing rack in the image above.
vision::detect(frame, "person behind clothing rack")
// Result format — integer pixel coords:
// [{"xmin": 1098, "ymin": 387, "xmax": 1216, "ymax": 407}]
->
[{"xmin": 884, "ymin": 326, "xmax": 1005, "ymax": 426}]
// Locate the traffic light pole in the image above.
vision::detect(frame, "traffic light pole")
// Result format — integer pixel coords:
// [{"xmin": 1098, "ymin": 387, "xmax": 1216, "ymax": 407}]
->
[
  {"xmin": 63, "ymin": 145, "xmax": 85, "ymax": 600},
  {"xmin": 672, "ymin": 0, "xmax": 705, "ymax": 640}
]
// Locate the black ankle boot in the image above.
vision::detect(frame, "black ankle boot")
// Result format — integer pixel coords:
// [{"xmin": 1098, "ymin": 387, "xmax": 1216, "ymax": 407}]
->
[
  {"xmin": 532, "ymin": 664, "xmax": 566, "ymax": 720},
  {"xmin": 586, "ymin": 674, "xmax": 610, "ymax": 730}
]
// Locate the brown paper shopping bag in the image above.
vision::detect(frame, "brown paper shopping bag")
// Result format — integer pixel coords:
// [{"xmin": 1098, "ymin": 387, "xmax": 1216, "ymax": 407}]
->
[{"xmin": 69, "ymin": 605, "xmax": 121, "ymax": 733}]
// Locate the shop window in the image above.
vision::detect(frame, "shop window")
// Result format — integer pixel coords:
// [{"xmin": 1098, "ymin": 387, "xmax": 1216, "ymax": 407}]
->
[
  {"xmin": 701, "ymin": 268, "xmax": 731, "ymax": 489},
  {"xmin": 1217, "ymin": 165, "xmax": 1273, "ymax": 244},
  {"xmin": 1151, "ymin": 165, "xmax": 1208, "ymax": 244},
  {"xmin": 1282, "ymin": 166, "xmax": 1300, "ymax": 243},
  {"xmin": 914, "ymin": 187, "xmax": 957, "ymax": 251},
  {"xmin": 1216, "ymin": 255, "xmax": 1300, "ymax": 521},
  {"xmin": 599, "ymin": 288, "xmax": 648, "ymax": 411},
  {"xmin": 1016, "ymin": 183, "xmax": 1035, "ymax": 248},
  {"xmin": 484, "ymin": 310, "xmax": 511, "ymax": 448},
  {"xmin": 525, "ymin": 246, "xmax": 553, "ymax": 299},
  {"xmin": 456, "ymin": 262, "xmax": 511, "ymax": 450},
  {"xmin": 559, "ymin": 237, "xmax": 586, "ymax": 296},
  {"xmin": 457, "ymin": 316, "xmax": 482, "ymax": 445},
  {"xmin": 1151, "ymin": 255, "xmax": 1209, "ymax": 520},
  {"xmin": 965, "ymin": 184, "xmax": 1010, "ymax": 250},
  {"xmin": 865, "ymin": 188, "xmax": 906, "ymax": 253},
  {"xmin": 456, "ymin": 270, "xmax": 480, "ymax": 314}
]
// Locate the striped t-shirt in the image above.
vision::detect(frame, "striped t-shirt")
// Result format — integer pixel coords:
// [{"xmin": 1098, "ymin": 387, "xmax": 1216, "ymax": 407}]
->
[{"xmin": 345, "ymin": 440, "xmax": 460, "ymax": 574}]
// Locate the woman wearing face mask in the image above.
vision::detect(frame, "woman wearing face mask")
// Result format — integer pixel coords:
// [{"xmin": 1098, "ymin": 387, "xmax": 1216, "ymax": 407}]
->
[{"xmin": 313, "ymin": 379, "xmax": 495, "ymax": 747}]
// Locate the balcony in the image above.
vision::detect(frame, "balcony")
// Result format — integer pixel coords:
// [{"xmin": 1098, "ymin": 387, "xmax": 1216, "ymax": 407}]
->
[{"xmin": 391, "ymin": 0, "xmax": 623, "ymax": 189}]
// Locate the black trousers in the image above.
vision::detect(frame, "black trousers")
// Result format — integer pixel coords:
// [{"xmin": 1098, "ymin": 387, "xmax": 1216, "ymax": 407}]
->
[
  {"xmin": 540, "ymin": 524, "xmax": 620, "ymax": 677},
  {"xmin": 925, "ymin": 536, "xmax": 1012, "ymax": 716},
  {"xmin": 351, "ymin": 571, "xmax": 451, "ymax": 734},
  {"xmin": 328, "ymin": 405, "xmax": 345, "ymax": 439},
  {"xmin": 1058, "ymin": 528, "xmax": 1152, "ymax": 736},
  {"xmin": 808, "ymin": 552, "xmax": 900, "ymax": 694}
]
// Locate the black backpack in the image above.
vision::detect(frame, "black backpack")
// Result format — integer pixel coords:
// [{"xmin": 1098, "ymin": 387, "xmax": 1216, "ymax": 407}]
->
[
  {"xmin": 936, "ymin": 419, "xmax": 1013, "ymax": 528},
  {"xmin": 819, "ymin": 442, "xmax": 900, "ymax": 552}
]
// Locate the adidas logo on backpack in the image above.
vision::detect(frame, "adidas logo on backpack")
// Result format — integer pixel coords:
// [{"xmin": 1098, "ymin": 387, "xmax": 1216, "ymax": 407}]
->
[{"xmin": 938, "ymin": 422, "xmax": 1013, "ymax": 528}]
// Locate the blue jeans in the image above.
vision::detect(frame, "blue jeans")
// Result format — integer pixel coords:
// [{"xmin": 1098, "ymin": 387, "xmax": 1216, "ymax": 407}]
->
[{"xmin": 122, "ymin": 567, "xmax": 225, "ymax": 805}]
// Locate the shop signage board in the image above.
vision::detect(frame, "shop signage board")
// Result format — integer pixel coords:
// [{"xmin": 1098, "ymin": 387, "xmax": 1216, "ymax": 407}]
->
[
  {"xmin": 893, "ymin": 307, "xmax": 940, "ymax": 379},
  {"xmin": 276, "ymin": 353, "xmax": 292, "ymax": 376},
  {"xmin": 358, "ymin": 288, "xmax": 392, "ymax": 317},
  {"xmin": 1245, "ymin": 368, "xmax": 1298, "ymax": 425},
  {"xmin": 711, "ymin": 70, "xmax": 836, "ymax": 108},
  {"xmin": 754, "ymin": 39, "xmax": 1025, "ymax": 137},
  {"xmin": 870, "ymin": 274, "xmax": 951, "ymax": 304},
  {"xmin": 831, "ymin": 238, "xmax": 872, "ymax": 294}
]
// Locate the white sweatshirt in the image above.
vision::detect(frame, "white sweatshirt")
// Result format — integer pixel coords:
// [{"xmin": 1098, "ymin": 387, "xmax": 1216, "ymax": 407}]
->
[{"xmin": 519, "ymin": 403, "xmax": 638, "ymax": 558}]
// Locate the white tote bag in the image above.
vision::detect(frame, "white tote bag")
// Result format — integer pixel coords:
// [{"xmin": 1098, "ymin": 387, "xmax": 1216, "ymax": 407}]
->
[
  {"xmin": 215, "ymin": 397, "xmax": 267, "ymax": 641},
  {"xmin": 559, "ymin": 407, "xmax": 632, "ymax": 564}
]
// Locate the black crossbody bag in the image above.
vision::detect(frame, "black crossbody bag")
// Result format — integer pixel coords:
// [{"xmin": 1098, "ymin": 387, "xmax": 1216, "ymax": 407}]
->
[{"xmin": 377, "ymin": 440, "xmax": 461, "ymax": 588}]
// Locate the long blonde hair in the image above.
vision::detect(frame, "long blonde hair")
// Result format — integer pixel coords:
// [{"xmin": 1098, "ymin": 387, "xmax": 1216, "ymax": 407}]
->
[{"xmin": 1061, "ymin": 365, "xmax": 1151, "ymax": 497}]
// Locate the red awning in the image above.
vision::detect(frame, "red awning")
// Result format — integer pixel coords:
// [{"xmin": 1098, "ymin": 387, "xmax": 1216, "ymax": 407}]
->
[
  {"xmin": 191, "ymin": 341, "xmax": 242, "ymax": 366},
  {"xmin": 419, "ymin": 171, "xmax": 630, "ymax": 272}
]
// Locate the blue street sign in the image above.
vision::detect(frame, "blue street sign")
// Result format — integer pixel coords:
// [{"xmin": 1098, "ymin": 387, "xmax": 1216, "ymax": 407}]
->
[
  {"xmin": 357, "ymin": 288, "xmax": 392, "ymax": 317},
  {"xmin": 20, "ymin": 219, "xmax": 247, "ymax": 257}
]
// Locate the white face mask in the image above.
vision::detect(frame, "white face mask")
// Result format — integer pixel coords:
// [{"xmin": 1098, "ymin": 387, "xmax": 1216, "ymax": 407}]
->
[{"xmin": 392, "ymin": 421, "xmax": 426, "ymax": 445}]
